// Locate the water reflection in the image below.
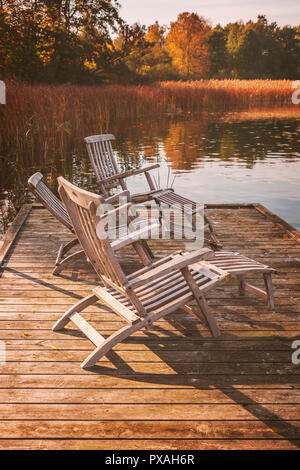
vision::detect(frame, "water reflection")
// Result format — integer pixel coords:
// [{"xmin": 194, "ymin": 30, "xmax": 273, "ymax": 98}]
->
[
  {"xmin": 163, "ymin": 117, "xmax": 300, "ymax": 170},
  {"xmin": 0, "ymin": 108, "xmax": 300, "ymax": 233}
]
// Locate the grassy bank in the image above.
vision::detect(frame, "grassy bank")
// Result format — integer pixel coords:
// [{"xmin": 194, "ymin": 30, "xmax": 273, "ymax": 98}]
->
[{"xmin": 0, "ymin": 80, "xmax": 295, "ymax": 164}]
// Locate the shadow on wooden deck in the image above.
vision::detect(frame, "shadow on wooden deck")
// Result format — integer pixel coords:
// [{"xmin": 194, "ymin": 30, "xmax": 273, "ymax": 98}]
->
[{"xmin": 0, "ymin": 203, "xmax": 299, "ymax": 449}]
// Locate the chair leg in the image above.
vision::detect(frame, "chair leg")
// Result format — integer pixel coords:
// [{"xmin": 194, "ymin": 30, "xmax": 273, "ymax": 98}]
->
[
  {"xmin": 263, "ymin": 272, "xmax": 275, "ymax": 310},
  {"xmin": 181, "ymin": 267, "xmax": 220, "ymax": 337},
  {"xmin": 189, "ymin": 212, "xmax": 223, "ymax": 250},
  {"xmin": 204, "ymin": 214, "xmax": 223, "ymax": 250},
  {"xmin": 140, "ymin": 239, "xmax": 155, "ymax": 262},
  {"xmin": 197, "ymin": 296, "xmax": 220, "ymax": 337},
  {"xmin": 236, "ymin": 272, "xmax": 275, "ymax": 310},
  {"xmin": 52, "ymin": 250, "xmax": 85, "ymax": 275},
  {"xmin": 81, "ymin": 319, "xmax": 147, "ymax": 369},
  {"xmin": 238, "ymin": 276, "xmax": 246, "ymax": 296},
  {"xmin": 53, "ymin": 294, "xmax": 98, "ymax": 331},
  {"xmin": 62, "ymin": 238, "xmax": 79, "ymax": 255},
  {"xmin": 55, "ymin": 239, "xmax": 79, "ymax": 265},
  {"xmin": 182, "ymin": 302, "xmax": 220, "ymax": 337}
]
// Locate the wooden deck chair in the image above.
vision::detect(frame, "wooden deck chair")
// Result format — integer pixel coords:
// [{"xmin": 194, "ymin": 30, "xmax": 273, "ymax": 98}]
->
[
  {"xmin": 28, "ymin": 172, "xmax": 135, "ymax": 275},
  {"xmin": 28, "ymin": 172, "xmax": 84, "ymax": 275},
  {"xmin": 29, "ymin": 174, "xmax": 277, "ymax": 310},
  {"xmin": 53, "ymin": 177, "xmax": 228, "ymax": 369},
  {"xmin": 84, "ymin": 134, "xmax": 222, "ymax": 250}
]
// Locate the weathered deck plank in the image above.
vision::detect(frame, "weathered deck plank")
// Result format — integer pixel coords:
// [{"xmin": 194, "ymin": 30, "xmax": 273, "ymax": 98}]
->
[{"xmin": 0, "ymin": 204, "xmax": 300, "ymax": 450}]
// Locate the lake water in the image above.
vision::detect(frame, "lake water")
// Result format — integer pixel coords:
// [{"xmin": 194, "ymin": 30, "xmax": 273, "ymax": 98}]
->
[{"xmin": 1, "ymin": 108, "xmax": 300, "ymax": 232}]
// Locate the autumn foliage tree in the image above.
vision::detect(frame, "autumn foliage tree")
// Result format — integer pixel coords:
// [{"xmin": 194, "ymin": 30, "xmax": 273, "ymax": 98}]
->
[
  {"xmin": 0, "ymin": 4, "xmax": 299, "ymax": 83},
  {"xmin": 113, "ymin": 22, "xmax": 152, "ymax": 83},
  {"xmin": 138, "ymin": 22, "xmax": 177, "ymax": 81},
  {"xmin": 166, "ymin": 12, "xmax": 211, "ymax": 78},
  {"xmin": 0, "ymin": 0, "xmax": 125, "ymax": 83}
]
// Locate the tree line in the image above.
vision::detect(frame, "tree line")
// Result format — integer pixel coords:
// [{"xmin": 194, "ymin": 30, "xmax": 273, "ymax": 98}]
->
[{"xmin": 1, "ymin": 1, "xmax": 299, "ymax": 84}]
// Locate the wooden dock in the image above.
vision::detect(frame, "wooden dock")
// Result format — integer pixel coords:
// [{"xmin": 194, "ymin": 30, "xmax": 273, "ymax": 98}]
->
[{"xmin": 0, "ymin": 203, "xmax": 300, "ymax": 450}]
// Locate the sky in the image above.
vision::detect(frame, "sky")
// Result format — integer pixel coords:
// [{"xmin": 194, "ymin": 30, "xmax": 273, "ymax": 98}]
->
[{"xmin": 120, "ymin": 0, "xmax": 300, "ymax": 28}]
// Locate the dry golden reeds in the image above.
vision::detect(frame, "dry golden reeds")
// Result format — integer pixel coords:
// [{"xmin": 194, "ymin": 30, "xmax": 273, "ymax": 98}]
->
[{"xmin": 0, "ymin": 80, "xmax": 295, "ymax": 164}]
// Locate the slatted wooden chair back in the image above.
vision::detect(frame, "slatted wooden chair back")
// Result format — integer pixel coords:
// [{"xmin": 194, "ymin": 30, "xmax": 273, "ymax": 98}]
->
[
  {"xmin": 84, "ymin": 134, "xmax": 126, "ymax": 197},
  {"xmin": 28, "ymin": 172, "xmax": 72, "ymax": 231},
  {"xmin": 57, "ymin": 176, "xmax": 130, "ymax": 291}
]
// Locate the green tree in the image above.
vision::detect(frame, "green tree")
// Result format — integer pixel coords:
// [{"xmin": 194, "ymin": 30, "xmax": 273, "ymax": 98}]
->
[
  {"xmin": 226, "ymin": 15, "xmax": 289, "ymax": 78},
  {"xmin": 276, "ymin": 25, "xmax": 300, "ymax": 78},
  {"xmin": 208, "ymin": 24, "xmax": 228, "ymax": 77}
]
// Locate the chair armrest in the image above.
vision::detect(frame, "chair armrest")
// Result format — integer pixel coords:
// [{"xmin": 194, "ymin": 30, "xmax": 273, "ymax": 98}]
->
[
  {"xmin": 110, "ymin": 222, "xmax": 160, "ymax": 251},
  {"xmin": 96, "ymin": 202, "xmax": 134, "ymax": 240},
  {"xmin": 98, "ymin": 202, "xmax": 132, "ymax": 222},
  {"xmin": 105, "ymin": 190, "xmax": 131, "ymax": 205},
  {"xmin": 97, "ymin": 164, "xmax": 160, "ymax": 185},
  {"xmin": 127, "ymin": 248, "xmax": 214, "ymax": 289}
]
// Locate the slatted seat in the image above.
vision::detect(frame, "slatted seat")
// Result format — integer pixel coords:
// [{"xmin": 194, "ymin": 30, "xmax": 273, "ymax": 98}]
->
[
  {"xmin": 199, "ymin": 251, "xmax": 277, "ymax": 309},
  {"xmin": 105, "ymin": 258, "xmax": 225, "ymax": 314},
  {"xmin": 153, "ymin": 192, "xmax": 199, "ymax": 215},
  {"xmin": 153, "ymin": 191, "xmax": 220, "ymax": 248},
  {"xmin": 112, "ymin": 249, "xmax": 276, "ymax": 311},
  {"xmin": 84, "ymin": 134, "xmax": 222, "ymax": 250},
  {"xmin": 53, "ymin": 177, "xmax": 228, "ymax": 369},
  {"xmin": 206, "ymin": 251, "xmax": 273, "ymax": 274}
]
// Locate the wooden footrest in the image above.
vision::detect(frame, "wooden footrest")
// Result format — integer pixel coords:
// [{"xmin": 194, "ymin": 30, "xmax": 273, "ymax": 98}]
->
[{"xmin": 70, "ymin": 312, "xmax": 105, "ymax": 347}]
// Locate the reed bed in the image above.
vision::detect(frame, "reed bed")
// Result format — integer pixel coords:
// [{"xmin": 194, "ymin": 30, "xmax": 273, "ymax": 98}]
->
[
  {"xmin": 0, "ymin": 80, "xmax": 295, "ymax": 164},
  {"xmin": 160, "ymin": 79, "xmax": 293, "ymax": 110},
  {"xmin": 219, "ymin": 106, "xmax": 300, "ymax": 122}
]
